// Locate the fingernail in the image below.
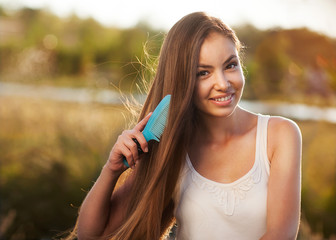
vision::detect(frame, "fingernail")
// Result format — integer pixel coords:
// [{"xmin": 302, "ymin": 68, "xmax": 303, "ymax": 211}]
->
[{"xmin": 145, "ymin": 147, "xmax": 148, "ymax": 152}]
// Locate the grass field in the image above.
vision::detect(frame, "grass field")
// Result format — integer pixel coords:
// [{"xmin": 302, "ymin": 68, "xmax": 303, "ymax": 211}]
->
[
  {"xmin": 0, "ymin": 95, "xmax": 335, "ymax": 239},
  {"xmin": 0, "ymin": 96, "xmax": 132, "ymax": 239}
]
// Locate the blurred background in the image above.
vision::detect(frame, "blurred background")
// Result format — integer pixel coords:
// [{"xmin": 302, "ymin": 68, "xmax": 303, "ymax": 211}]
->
[{"xmin": 0, "ymin": 0, "xmax": 335, "ymax": 239}]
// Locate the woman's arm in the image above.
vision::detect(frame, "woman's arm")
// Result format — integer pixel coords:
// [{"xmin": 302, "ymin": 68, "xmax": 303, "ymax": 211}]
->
[
  {"xmin": 261, "ymin": 117, "xmax": 302, "ymax": 240},
  {"xmin": 77, "ymin": 113, "xmax": 151, "ymax": 240},
  {"xmin": 77, "ymin": 163, "xmax": 129, "ymax": 239}
]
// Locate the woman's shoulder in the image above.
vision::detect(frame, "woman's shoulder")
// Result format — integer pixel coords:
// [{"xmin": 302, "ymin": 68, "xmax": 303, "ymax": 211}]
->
[
  {"xmin": 239, "ymin": 110, "xmax": 301, "ymax": 139},
  {"xmin": 268, "ymin": 115, "xmax": 301, "ymax": 137},
  {"xmin": 267, "ymin": 115, "xmax": 302, "ymax": 162}
]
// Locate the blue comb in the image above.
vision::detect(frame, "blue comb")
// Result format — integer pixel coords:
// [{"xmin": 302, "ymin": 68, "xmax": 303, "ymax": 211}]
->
[{"xmin": 123, "ymin": 95, "xmax": 171, "ymax": 168}]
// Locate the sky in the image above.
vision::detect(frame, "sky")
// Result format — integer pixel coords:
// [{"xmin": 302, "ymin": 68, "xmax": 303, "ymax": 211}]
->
[{"xmin": 1, "ymin": 0, "xmax": 335, "ymax": 38}]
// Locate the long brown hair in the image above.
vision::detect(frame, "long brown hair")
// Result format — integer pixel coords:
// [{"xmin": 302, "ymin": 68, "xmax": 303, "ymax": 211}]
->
[
  {"xmin": 110, "ymin": 12, "xmax": 242, "ymax": 240},
  {"xmin": 64, "ymin": 12, "xmax": 242, "ymax": 240}
]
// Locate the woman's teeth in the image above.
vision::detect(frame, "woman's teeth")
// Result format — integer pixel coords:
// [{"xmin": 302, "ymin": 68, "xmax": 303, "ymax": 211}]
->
[{"xmin": 213, "ymin": 95, "xmax": 231, "ymax": 101}]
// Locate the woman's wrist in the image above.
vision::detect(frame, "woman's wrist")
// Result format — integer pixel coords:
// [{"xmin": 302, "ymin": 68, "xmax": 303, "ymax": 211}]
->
[{"xmin": 103, "ymin": 160, "xmax": 124, "ymax": 179}]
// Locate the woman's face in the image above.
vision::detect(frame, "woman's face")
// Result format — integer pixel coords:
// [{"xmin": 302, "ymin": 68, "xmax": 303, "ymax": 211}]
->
[{"xmin": 193, "ymin": 32, "xmax": 245, "ymax": 118}]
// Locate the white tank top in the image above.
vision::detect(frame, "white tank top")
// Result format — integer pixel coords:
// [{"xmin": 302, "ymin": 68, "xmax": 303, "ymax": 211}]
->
[{"xmin": 174, "ymin": 114, "xmax": 271, "ymax": 240}]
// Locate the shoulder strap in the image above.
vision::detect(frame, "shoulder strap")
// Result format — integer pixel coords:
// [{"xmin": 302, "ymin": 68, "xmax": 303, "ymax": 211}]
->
[{"xmin": 257, "ymin": 114, "xmax": 271, "ymax": 175}]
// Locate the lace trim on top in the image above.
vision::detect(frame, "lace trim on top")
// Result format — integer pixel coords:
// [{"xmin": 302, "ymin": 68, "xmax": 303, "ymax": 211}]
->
[{"xmin": 186, "ymin": 116, "xmax": 263, "ymax": 216}]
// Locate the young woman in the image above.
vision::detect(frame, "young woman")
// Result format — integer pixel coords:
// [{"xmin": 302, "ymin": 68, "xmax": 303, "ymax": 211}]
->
[{"xmin": 75, "ymin": 12, "xmax": 302, "ymax": 240}]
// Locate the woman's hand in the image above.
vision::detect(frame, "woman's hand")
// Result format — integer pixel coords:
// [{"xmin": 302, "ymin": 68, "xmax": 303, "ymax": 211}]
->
[
  {"xmin": 77, "ymin": 113, "xmax": 152, "ymax": 239},
  {"xmin": 106, "ymin": 112, "xmax": 152, "ymax": 174}
]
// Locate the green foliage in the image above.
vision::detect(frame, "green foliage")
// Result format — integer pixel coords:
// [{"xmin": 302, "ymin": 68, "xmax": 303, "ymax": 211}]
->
[
  {"xmin": 253, "ymin": 32, "xmax": 290, "ymax": 97},
  {"xmin": 0, "ymin": 7, "xmax": 163, "ymax": 91},
  {"xmin": 235, "ymin": 25, "xmax": 336, "ymax": 104}
]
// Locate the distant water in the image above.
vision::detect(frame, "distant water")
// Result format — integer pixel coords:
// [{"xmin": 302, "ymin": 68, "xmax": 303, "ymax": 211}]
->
[
  {"xmin": 240, "ymin": 100, "xmax": 336, "ymax": 123},
  {"xmin": 1, "ymin": 82, "xmax": 336, "ymax": 123}
]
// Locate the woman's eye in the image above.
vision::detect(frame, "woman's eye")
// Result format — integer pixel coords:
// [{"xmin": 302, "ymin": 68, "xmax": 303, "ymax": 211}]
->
[
  {"xmin": 226, "ymin": 62, "xmax": 238, "ymax": 69},
  {"xmin": 196, "ymin": 70, "xmax": 209, "ymax": 77}
]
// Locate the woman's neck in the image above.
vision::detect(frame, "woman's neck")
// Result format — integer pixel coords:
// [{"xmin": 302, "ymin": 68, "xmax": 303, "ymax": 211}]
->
[{"xmin": 193, "ymin": 107, "xmax": 253, "ymax": 145}]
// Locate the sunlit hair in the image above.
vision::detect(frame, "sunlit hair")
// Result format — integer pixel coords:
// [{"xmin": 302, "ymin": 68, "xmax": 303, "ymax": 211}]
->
[
  {"xmin": 110, "ymin": 12, "xmax": 242, "ymax": 240},
  {"xmin": 66, "ymin": 11, "xmax": 242, "ymax": 240}
]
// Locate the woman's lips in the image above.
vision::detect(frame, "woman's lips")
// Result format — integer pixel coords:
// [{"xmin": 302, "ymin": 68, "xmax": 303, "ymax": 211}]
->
[{"xmin": 209, "ymin": 94, "xmax": 234, "ymax": 105}]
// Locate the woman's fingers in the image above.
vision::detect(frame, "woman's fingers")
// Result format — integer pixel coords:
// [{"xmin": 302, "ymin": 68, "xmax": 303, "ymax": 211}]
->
[
  {"xmin": 132, "ymin": 131, "xmax": 149, "ymax": 154},
  {"xmin": 118, "ymin": 144, "xmax": 134, "ymax": 168},
  {"xmin": 123, "ymin": 136, "xmax": 140, "ymax": 167},
  {"xmin": 129, "ymin": 112, "xmax": 152, "ymax": 156},
  {"xmin": 134, "ymin": 112, "xmax": 152, "ymax": 132},
  {"xmin": 107, "ymin": 112, "xmax": 153, "ymax": 171}
]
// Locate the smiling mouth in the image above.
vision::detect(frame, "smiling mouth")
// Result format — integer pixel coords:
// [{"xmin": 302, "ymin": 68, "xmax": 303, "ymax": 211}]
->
[{"xmin": 210, "ymin": 94, "xmax": 233, "ymax": 102}]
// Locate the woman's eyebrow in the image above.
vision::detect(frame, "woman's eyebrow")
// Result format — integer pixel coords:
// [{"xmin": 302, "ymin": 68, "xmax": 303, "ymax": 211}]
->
[
  {"xmin": 197, "ymin": 64, "xmax": 213, "ymax": 69},
  {"xmin": 198, "ymin": 54, "xmax": 238, "ymax": 68},
  {"xmin": 223, "ymin": 55, "xmax": 238, "ymax": 65}
]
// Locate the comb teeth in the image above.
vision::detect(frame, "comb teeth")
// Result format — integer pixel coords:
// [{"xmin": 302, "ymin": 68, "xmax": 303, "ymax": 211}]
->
[
  {"xmin": 142, "ymin": 95, "xmax": 171, "ymax": 142},
  {"xmin": 147, "ymin": 107, "xmax": 169, "ymax": 139},
  {"xmin": 122, "ymin": 95, "xmax": 170, "ymax": 168}
]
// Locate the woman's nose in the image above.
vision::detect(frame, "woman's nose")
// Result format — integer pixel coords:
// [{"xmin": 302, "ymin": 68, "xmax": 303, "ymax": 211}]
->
[{"xmin": 214, "ymin": 72, "xmax": 230, "ymax": 90}]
